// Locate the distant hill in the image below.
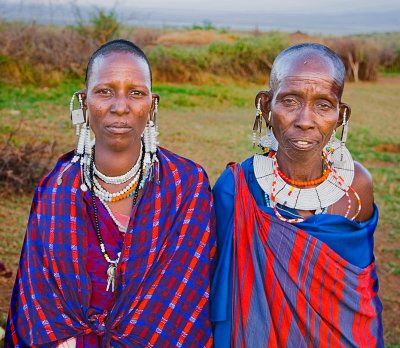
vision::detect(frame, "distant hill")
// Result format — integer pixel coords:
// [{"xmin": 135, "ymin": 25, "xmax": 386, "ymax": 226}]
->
[{"xmin": 1, "ymin": 1, "xmax": 400, "ymax": 35}]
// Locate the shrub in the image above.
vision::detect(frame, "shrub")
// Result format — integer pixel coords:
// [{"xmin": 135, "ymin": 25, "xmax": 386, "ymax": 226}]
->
[
  {"xmin": 0, "ymin": 22, "xmax": 96, "ymax": 85},
  {"xmin": 328, "ymin": 38, "xmax": 380, "ymax": 81},
  {"xmin": 74, "ymin": 8, "xmax": 120, "ymax": 45},
  {"xmin": 0, "ymin": 129, "xmax": 57, "ymax": 194}
]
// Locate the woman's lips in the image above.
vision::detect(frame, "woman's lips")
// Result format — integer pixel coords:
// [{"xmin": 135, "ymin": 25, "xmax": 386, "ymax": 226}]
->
[
  {"xmin": 289, "ymin": 139, "xmax": 315, "ymax": 150},
  {"xmin": 106, "ymin": 122, "xmax": 132, "ymax": 134}
]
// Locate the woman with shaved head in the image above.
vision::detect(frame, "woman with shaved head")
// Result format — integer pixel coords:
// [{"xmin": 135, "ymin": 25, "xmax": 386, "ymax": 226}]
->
[
  {"xmin": 5, "ymin": 39, "xmax": 216, "ymax": 347},
  {"xmin": 212, "ymin": 43, "xmax": 383, "ymax": 347}
]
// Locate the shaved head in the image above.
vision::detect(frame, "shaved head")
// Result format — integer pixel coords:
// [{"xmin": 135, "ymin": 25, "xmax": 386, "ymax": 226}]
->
[{"xmin": 269, "ymin": 43, "xmax": 346, "ymax": 97}]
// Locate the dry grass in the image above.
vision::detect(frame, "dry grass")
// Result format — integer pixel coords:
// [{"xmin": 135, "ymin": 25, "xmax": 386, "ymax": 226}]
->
[
  {"xmin": 1, "ymin": 20, "xmax": 399, "ymax": 87},
  {"xmin": 155, "ymin": 30, "xmax": 239, "ymax": 46}
]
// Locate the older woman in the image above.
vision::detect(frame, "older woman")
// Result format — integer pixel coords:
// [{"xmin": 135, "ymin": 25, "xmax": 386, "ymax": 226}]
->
[
  {"xmin": 211, "ymin": 43, "xmax": 383, "ymax": 347},
  {"xmin": 5, "ymin": 40, "xmax": 216, "ymax": 347}
]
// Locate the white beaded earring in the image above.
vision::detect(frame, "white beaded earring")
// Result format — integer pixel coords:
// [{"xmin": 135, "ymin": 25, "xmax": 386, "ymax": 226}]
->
[
  {"xmin": 252, "ymin": 98, "xmax": 263, "ymax": 148},
  {"xmin": 70, "ymin": 93, "xmax": 86, "ymax": 162},
  {"xmin": 143, "ymin": 97, "xmax": 159, "ymax": 180},
  {"xmin": 259, "ymin": 110, "xmax": 278, "ymax": 152},
  {"xmin": 58, "ymin": 92, "xmax": 88, "ymax": 187},
  {"xmin": 340, "ymin": 108, "xmax": 349, "ymax": 162},
  {"xmin": 70, "ymin": 92, "xmax": 85, "ymax": 135},
  {"xmin": 68, "ymin": 91, "xmax": 91, "ymax": 191}
]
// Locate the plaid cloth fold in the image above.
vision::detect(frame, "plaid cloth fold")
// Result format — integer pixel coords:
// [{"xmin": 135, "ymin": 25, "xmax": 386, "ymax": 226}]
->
[
  {"xmin": 5, "ymin": 148, "xmax": 216, "ymax": 347},
  {"xmin": 230, "ymin": 163, "xmax": 383, "ymax": 348}
]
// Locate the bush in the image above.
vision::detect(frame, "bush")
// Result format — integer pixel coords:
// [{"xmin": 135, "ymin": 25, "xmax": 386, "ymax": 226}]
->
[
  {"xmin": 147, "ymin": 32, "xmax": 289, "ymax": 84},
  {"xmin": 74, "ymin": 8, "xmax": 120, "ymax": 45},
  {"xmin": 328, "ymin": 38, "xmax": 380, "ymax": 81},
  {"xmin": 0, "ymin": 22, "xmax": 96, "ymax": 85},
  {"xmin": 0, "ymin": 130, "xmax": 57, "ymax": 194},
  {"xmin": 0, "ymin": 19, "xmax": 396, "ymax": 86}
]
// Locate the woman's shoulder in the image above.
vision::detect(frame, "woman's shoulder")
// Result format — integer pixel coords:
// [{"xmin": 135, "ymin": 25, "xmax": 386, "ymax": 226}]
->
[
  {"xmin": 352, "ymin": 161, "xmax": 375, "ymax": 221},
  {"xmin": 157, "ymin": 147, "xmax": 210, "ymax": 184},
  {"xmin": 213, "ymin": 156, "xmax": 255, "ymax": 197},
  {"xmin": 37, "ymin": 150, "xmax": 76, "ymax": 188}
]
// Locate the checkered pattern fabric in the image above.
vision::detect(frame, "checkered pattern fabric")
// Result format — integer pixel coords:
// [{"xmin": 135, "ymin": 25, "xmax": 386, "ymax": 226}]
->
[{"xmin": 5, "ymin": 148, "xmax": 216, "ymax": 347}]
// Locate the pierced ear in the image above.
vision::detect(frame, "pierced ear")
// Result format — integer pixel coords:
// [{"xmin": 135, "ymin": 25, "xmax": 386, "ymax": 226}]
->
[
  {"xmin": 337, "ymin": 103, "xmax": 351, "ymax": 127},
  {"xmin": 152, "ymin": 93, "xmax": 160, "ymax": 105},
  {"xmin": 150, "ymin": 93, "xmax": 160, "ymax": 115},
  {"xmin": 76, "ymin": 90, "xmax": 87, "ymax": 109},
  {"xmin": 255, "ymin": 90, "xmax": 273, "ymax": 124}
]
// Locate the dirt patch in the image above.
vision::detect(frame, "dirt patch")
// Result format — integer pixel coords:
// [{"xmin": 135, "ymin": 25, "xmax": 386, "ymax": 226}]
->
[{"xmin": 374, "ymin": 143, "xmax": 400, "ymax": 153}]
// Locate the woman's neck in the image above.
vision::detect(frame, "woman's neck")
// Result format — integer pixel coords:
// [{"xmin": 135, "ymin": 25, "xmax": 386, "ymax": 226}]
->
[
  {"xmin": 275, "ymin": 151, "xmax": 324, "ymax": 182},
  {"xmin": 94, "ymin": 142, "xmax": 141, "ymax": 176}
]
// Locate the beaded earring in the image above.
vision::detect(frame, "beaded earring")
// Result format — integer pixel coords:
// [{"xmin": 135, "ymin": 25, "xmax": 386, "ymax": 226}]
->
[
  {"xmin": 340, "ymin": 108, "xmax": 349, "ymax": 162},
  {"xmin": 259, "ymin": 111, "xmax": 278, "ymax": 152},
  {"xmin": 143, "ymin": 97, "xmax": 159, "ymax": 180},
  {"xmin": 325, "ymin": 130, "xmax": 336, "ymax": 164},
  {"xmin": 70, "ymin": 92, "xmax": 85, "ymax": 135},
  {"xmin": 80, "ymin": 110, "xmax": 92, "ymax": 192},
  {"xmin": 68, "ymin": 91, "xmax": 91, "ymax": 191},
  {"xmin": 57, "ymin": 92, "xmax": 88, "ymax": 186},
  {"xmin": 252, "ymin": 98, "xmax": 263, "ymax": 148},
  {"xmin": 69, "ymin": 92, "xmax": 86, "ymax": 163}
]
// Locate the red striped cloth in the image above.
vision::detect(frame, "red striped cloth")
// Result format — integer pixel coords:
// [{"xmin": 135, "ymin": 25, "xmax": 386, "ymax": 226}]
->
[{"xmin": 231, "ymin": 163, "xmax": 383, "ymax": 347}]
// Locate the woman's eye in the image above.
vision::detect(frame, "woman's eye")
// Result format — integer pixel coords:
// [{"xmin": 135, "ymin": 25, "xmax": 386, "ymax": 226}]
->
[
  {"xmin": 130, "ymin": 90, "xmax": 143, "ymax": 96},
  {"xmin": 98, "ymin": 89, "xmax": 112, "ymax": 95},
  {"xmin": 281, "ymin": 98, "xmax": 296, "ymax": 106},
  {"xmin": 317, "ymin": 102, "xmax": 333, "ymax": 110}
]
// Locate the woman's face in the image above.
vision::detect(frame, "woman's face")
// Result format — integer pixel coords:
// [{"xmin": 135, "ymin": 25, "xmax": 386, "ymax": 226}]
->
[
  {"xmin": 85, "ymin": 52, "xmax": 152, "ymax": 153},
  {"xmin": 270, "ymin": 56, "xmax": 341, "ymax": 161}
]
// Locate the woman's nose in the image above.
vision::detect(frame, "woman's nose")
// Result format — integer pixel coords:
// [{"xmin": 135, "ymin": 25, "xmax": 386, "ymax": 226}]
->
[
  {"xmin": 110, "ymin": 95, "xmax": 129, "ymax": 115},
  {"xmin": 295, "ymin": 104, "xmax": 315, "ymax": 130}
]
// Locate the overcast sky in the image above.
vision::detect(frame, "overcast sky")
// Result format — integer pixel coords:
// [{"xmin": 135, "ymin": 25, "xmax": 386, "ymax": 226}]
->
[{"xmin": 25, "ymin": 0, "xmax": 400, "ymax": 13}]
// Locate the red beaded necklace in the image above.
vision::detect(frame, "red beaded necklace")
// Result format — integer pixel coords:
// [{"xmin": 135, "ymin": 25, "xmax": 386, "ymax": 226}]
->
[
  {"xmin": 277, "ymin": 167, "xmax": 331, "ymax": 187},
  {"xmin": 275, "ymin": 152, "xmax": 331, "ymax": 188}
]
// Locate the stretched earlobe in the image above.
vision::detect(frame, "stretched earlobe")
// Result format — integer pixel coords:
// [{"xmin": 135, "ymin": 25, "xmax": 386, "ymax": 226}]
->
[
  {"xmin": 152, "ymin": 93, "xmax": 160, "ymax": 104},
  {"xmin": 338, "ymin": 103, "xmax": 351, "ymax": 127},
  {"xmin": 76, "ymin": 90, "xmax": 87, "ymax": 109},
  {"xmin": 255, "ymin": 90, "xmax": 273, "ymax": 125},
  {"xmin": 150, "ymin": 93, "xmax": 160, "ymax": 118}
]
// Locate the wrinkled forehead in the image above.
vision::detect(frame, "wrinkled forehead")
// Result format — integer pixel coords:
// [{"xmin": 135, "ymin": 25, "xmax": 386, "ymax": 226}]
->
[{"xmin": 274, "ymin": 52, "xmax": 339, "ymax": 87}]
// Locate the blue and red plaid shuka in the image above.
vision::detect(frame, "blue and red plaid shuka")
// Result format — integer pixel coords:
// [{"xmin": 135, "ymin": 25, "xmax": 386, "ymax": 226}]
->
[
  {"xmin": 230, "ymin": 164, "xmax": 384, "ymax": 347},
  {"xmin": 5, "ymin": 148, "xmax": 217, "ymax": 347}
]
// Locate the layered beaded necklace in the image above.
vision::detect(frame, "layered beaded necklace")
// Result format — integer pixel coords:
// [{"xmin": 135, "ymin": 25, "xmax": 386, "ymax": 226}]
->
[
  {"xmin": 254, "ymin": 139, "xmax": 361, "ymax": 223},
  {"xmin": 87, "ymin": 144, "xmax": 146, "ymax": 292}
]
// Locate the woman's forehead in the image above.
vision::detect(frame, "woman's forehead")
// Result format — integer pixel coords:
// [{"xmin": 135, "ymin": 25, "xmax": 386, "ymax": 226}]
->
[
  {"xmin": 89, "ymin": 52, "xmax": 151, "ymax": 84},
  {"xmin": 278, "ymin": 54, "xmax": 336, "ymax": 82},
  {"xmin": 272, "ymin": 54, "xmax": 343, "ymax": 95}
]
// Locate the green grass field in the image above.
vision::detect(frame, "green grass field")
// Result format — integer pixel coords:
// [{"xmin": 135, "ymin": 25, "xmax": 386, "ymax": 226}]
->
[{"xmin": 0, "ymin": 76, "xmax": 399, "ymax": 344}]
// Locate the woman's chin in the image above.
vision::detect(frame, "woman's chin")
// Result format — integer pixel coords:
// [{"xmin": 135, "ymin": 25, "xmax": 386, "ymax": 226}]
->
[{"xmin": 97, "ymin": 137, "xmax": 141, "ymax": 154}]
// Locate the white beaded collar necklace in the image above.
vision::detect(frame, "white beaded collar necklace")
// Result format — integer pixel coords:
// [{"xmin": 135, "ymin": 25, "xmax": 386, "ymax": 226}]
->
[{"xmin": 253, "ymin": 139, "xmax": 354, "ymax": 211}]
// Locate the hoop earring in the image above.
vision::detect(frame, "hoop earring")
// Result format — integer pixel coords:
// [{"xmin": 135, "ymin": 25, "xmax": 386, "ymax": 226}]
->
[
  {"xmin": 252, "ymin": 98, "xmax": 263, "ymax": 148},
  {"xmin": 143, "ymin": 98, "xmax": 159, "ymax": 180},
  {"xmin": 258, "ymin": 111, "xmax": 278, "ymax": 152}
]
